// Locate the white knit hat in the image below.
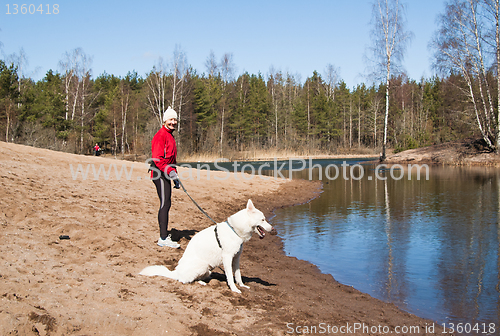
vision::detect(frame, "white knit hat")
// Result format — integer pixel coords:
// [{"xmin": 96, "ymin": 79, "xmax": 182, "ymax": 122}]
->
[{"xmin": 163, "ymin": 106, "xmax": 178, "ymax": 122}]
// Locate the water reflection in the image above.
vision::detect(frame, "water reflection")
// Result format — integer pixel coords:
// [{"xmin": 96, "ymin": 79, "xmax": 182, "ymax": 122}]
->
[{"xmin": 271, "ymin": 163, "xmax": 500, "ymax": 327}]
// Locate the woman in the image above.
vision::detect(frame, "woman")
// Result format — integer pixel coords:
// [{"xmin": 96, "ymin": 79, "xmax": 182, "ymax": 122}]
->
[
  {"xmin": 94, "ymin": 143, "xmax": 101, "ymax": 156},
  {"xmin": 150, "ymin": 106, "xmax": 181, "ymax": 248}
]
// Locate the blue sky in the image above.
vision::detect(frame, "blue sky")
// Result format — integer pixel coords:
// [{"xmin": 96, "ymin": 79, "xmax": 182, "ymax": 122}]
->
[{"xmin": 1, "ymin": 0, "xmax": 445, "ymax": 88}]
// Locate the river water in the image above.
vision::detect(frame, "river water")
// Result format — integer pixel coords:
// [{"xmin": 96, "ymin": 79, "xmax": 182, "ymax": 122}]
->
[{"xmin": 185, "ymin": 158, "xmax": 500, "ymax": 330}]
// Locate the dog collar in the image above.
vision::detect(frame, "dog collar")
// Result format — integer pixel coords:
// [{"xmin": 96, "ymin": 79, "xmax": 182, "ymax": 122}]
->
[{"xmin": 225, "ymin": 220, "xmax": 241, "ymax": 239}]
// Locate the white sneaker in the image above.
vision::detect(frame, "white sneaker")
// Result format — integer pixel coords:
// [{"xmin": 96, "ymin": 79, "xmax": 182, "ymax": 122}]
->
[{"xmin": 157, "ymin": 234, "xmax": 180, "ymax": 248}]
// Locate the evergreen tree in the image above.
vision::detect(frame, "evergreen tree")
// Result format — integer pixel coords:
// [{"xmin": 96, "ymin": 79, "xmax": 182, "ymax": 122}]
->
[
  {"xmin": 30, "ymin": 70, "xmax": 69, "ymax": 144},
  {"xmin": 193, "ymin": 75, "xmax": 220, "ymax": 151},
  {"xmin": 246, "ymin": 73, "xmax": 270, "ymax": 147}
]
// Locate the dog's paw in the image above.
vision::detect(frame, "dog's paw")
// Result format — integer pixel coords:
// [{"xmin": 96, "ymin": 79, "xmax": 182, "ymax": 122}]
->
[
  {"xmin": 230, "ymin": 287, "xmax": 242, "ymax": 294},
  {"xmin": 238, "ymin": 284, "xmax": 250, "ymax": 289},
  {"xmin": 197, "ymin": 280, "xmax": 207, "ymax": 286}
]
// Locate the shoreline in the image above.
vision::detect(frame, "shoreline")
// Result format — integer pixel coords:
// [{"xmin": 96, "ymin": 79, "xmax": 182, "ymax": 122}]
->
[
  {"xmin": 0, "ymin": 141, "xmax": 445, "ymax": 335},
  {"xmin": 384, "ymin": 138, "xmax": 500, "ymax": 166}
]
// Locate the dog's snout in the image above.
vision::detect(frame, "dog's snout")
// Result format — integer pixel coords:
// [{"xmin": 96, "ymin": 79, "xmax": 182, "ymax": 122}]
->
[{"xmin": 270, "ymin": 227, "xmax": 277, "ymax": 235}]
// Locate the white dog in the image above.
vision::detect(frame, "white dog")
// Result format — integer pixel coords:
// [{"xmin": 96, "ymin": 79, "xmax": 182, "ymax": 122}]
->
[{"xmin": 140, "ymin": 199, "xmax": 276, "ymax": 293}]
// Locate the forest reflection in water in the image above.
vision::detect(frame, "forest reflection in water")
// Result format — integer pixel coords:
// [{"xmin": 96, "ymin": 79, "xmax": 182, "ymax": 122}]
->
[{"xmin": 272, "ymin": 163, "xmax": 500, "ymax": 327}]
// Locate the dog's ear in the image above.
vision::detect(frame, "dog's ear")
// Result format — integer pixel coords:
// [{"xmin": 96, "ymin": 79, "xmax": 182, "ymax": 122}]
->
[{"xmin": 246, "ymin": 199, "xmax": 255, "ymax": 211}]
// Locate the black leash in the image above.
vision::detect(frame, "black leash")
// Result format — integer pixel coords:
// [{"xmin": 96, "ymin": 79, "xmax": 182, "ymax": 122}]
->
[
  {"xmin": 177, "ymin": 178, "xmax": 227, "ymax": 249},
  {"xmin": 176, "ymin": 177, "xmax": 250, "ymax": 250},
  {"xmin": 177, "ymin": 178, "xmax": 218, "ymax": 225}
]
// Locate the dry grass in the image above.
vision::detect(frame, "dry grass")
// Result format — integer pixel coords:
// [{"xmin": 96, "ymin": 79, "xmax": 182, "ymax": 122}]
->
[{"xmin": 178, "ymin": 147, "xmax": 379, "ymax": 163}]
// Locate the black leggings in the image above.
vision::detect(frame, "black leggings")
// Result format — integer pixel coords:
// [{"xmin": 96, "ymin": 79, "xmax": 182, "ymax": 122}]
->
[{"xmin": 152, "ymin": 175, "xmax": 172, "ymax": 239}]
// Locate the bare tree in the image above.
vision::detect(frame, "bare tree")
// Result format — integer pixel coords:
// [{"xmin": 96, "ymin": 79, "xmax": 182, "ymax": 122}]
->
[
  {"xmin": 205, "ymin": 50, "xmax": 218, "ymax": 78},
  {"xmin": 146, "ymin": 57, "xmax": 169, "ymax": 127},
  {"xmin": 6, "ymin": 48, "xmax": 28, "ymax": 107},
  {"xmin": 219, "ymin": 52, "xmax": 235, "ymax": 155},
  {"xmin": 1, "ymin": 62, "xmax": 18, "ymax": 143},
  {"xmin": 368, "ymin": 0, "xmax": 413, "ymax": 160},
  {"xmin": 323, "ymin": 64, "xmax": 340, "ymax": 102},
  {"xmin": 483, "ymin": 0, "xmax": 500, "ymax": 148},
  {"xmin": 58, "ymin": 48, "xmax": 94, "ymax": 152},
  {"xmin": 78, "ymin": 52, "xmax": 93, "ymax": 153},
  {"xmin": 171, "ymin": 45, "xmax": 188, "ymax": 137},
  {"xmin": 120, "ymin": 80, "xmax": 130, "ymax": 156},
  {"xmin": 433, "ymin": 0, "xmax": 500, "ymax": 150},
  {"xmin": 59, "ymin": 50, "xmax": 76, "ymax": 120},
  {"xmin": 60, "ymin": 48, "xmax": 82, "ymax": 121}
]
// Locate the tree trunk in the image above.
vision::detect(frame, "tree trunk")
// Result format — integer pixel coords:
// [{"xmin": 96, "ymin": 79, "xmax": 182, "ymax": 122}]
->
[
  {"xmin": 5, "ymin": 104, "xmax": 10, "ymax": 143},
  {"xmin": 358, "ymin": 96, "xmax": 361, "ymax": 147},
  {"xmin": 121, "ymin": 88, "xmax": 129, "ymax": 156},
  {"xmin": 382, "ymin": 66, "xmax": 390, "ymax": 161},
  {"xmin": 220, "ymin": 104, "xmax": 224, "ymax": 156},
  {"xmin": 307, "ymin": 82, "xmax": 310, "ymax": 141},
  {"xmin": 349, "ymin": 99, "xmax": 353, "ymax": 148}
]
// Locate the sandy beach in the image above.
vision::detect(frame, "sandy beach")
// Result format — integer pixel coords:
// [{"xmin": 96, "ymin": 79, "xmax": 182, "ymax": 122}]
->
[{"xmin": 0, "ymin": 141, "xmax": 447, "ymax": 335}]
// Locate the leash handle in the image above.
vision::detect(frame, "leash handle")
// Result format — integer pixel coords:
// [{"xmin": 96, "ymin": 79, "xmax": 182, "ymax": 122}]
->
[{"xmin": 177, "ymin": 179, "xmax": 218, "ymax": 225}]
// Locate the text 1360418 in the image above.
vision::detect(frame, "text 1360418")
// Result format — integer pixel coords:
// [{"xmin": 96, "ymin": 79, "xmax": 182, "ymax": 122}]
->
[{"xmin": 6, "ymin": 4, "xmax": 59, "ymax": 14}]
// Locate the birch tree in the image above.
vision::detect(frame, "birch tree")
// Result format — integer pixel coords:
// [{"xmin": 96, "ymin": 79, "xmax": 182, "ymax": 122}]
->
[
  {"xmin": 59, "ymin": 48, "xmax": 88, "ymax": 122},
  {"xmin": 368, "ymin": 0, "xmax": 412, "ymax": 160},
  {"xmin": 205, "ymin": 51, "xmax": 218, "ymax": 78},
  {"xmin": 58, "ymin": 48, "xmax": 94, "ymax": 152},
  {"xmin": 0, "ymin": 61, "xmax": 19, "ymax": 142},
  {"xmin": 171, "ymin": 45, "xmax": 188, "ymax": 137},
  {"xmin": 483, "ymin": 0, "xmax": 500, "ymax": 149},
  {"xmin": 6, "ymin": 48, "xmax": 29, "ymax": 108},
  {"xmin": 433, "ymin": 0, "xmax": 500, "ymax": 151},
  {"xmin": 78, "ymin": 52, "xmax": 93, "ymax": 153},
  {"xmin": 219, "ymin": 52, "xmax": 235, "ymax": 155},
  {"xmin": 146, "ymin": 57, "xmax": 169, "ymax": 127},
  {"xmin": 120, "ymin": 79, "xmax": 130, "ymax": 155},
  {"xmin": 324, "ymin": 64, "xmax": 340, "ymax": 102}
]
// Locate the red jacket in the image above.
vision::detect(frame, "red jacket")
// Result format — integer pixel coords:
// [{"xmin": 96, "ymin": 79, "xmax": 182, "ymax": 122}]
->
[{"xmin": 151, "ymin": 126, "xmax": 177, "ymax": 177}]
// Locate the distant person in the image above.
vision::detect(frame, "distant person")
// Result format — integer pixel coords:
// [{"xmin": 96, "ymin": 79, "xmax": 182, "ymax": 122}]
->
[
  {"xmin": 94, "ymin": 144, "xmax": 101, "ymax": 156},
  {"xmin": 150, "ymin": 106, "xmax": 181, "ymax": 248}
]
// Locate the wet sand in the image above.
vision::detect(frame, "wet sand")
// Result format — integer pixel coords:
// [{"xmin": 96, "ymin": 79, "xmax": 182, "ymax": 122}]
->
[{"xmin": 0, "ymin": 141, "xmax": 447, "ymax": 335}]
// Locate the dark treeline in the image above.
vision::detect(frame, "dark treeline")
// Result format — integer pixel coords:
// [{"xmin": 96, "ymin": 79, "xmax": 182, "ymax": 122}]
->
[
  {"xmin": 0, "ymin": 54, "xmax": 479, "ymax": 158},
  {"xmin": 0, "ymin": 44, "xmax": 489, "ymax": 160}
]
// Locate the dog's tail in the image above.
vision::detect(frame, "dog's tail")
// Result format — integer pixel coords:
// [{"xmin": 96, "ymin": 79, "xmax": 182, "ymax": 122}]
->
[{"xmin": 139, "ymin": 265, "xmax": 178, "ymax": 280}]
